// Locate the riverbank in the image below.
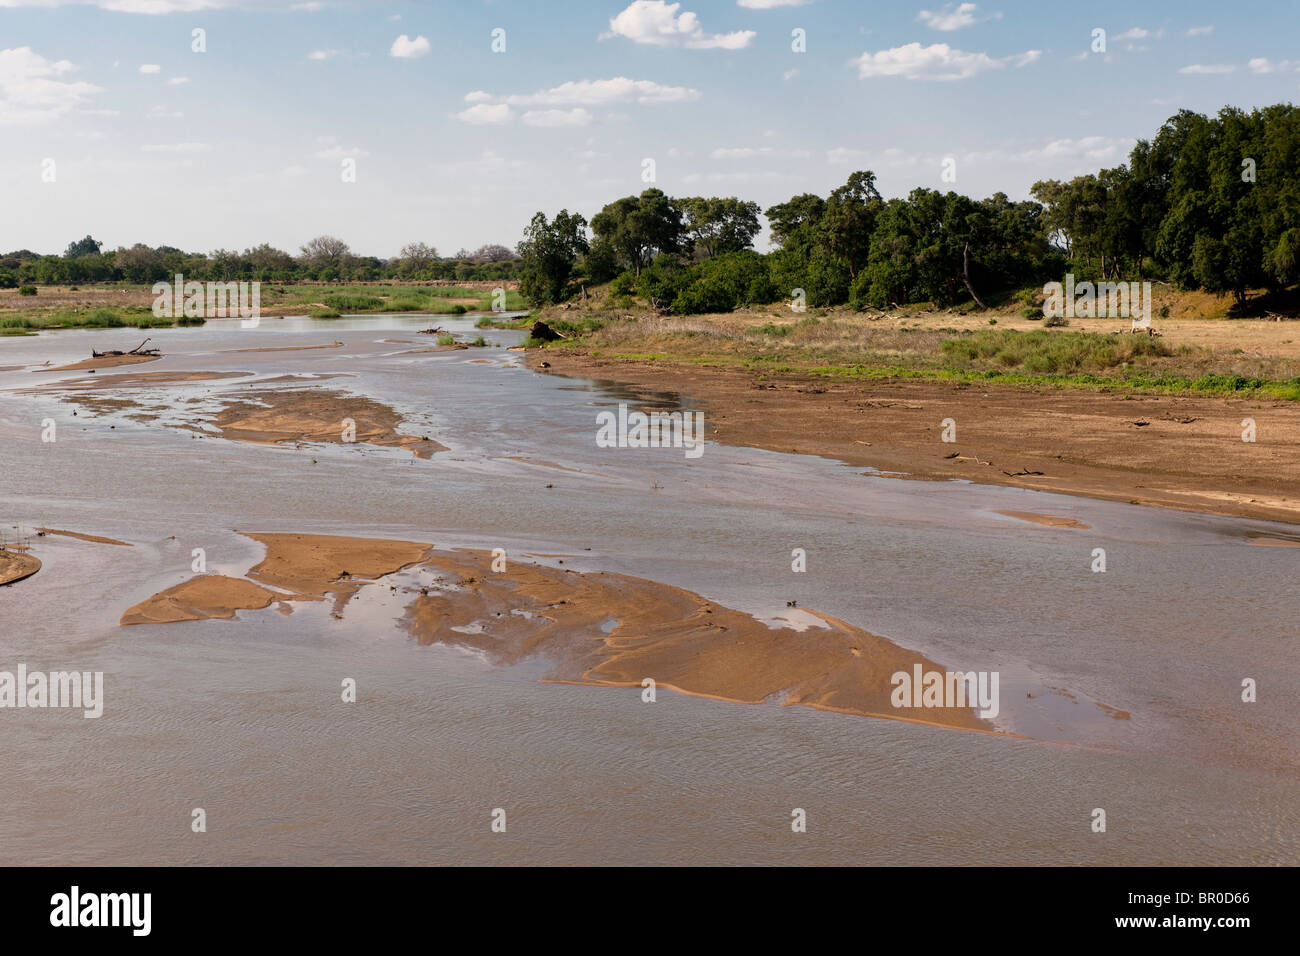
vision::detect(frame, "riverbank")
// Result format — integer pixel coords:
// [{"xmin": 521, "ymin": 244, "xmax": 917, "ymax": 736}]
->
[
  {"xmin": 0, "ymin": 282, "xmax": 526, "ymax": 332},
  {"xmin": 539, "ymin": 348, "xmax": 1300, "ymax": 526}
]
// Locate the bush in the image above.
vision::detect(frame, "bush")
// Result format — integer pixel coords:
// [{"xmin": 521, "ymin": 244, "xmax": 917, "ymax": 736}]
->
[
  {"xmin": 1043, "ymin": 315, "xmax": 1069, "ymax": 327},
  {"xmin": 672, "ymin": 276, "xmax": 735, "ymax": 315},
  {"xmin": 637, "ymin": 256, "xmax": 693, "ymax": 307},
  {"xmin": 323, "ymin": 294, "xmax": 384, "ymax": 312},
  {"xmin": 437, "ymin": 334, "xmax": 456, "ymax": 346},
  {"xmin": 18, "ymin": 286, "xmax": 36, "ymax": 296},
  {"xmin": 609, "ymin": 270, "xmax": 637, "ymax": 297},
  {"xmin": 82, "ymin": 309, "xmax": 126, "ymax": 327},
  {"xmin": 745, "ymin": 273, "xmax": 779, "ymax": 305},
  {"xmin": 1021, "ymin": 305, "xmax": 1043, "ymax": 320}
]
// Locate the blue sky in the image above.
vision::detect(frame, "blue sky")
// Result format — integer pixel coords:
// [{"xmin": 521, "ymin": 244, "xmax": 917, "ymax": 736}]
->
[{"xmin": 1, "ymin": 0, "xmax": 1297, "ymax": 257}]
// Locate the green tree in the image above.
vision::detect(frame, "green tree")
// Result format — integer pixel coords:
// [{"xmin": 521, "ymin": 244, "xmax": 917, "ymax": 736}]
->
[
  {"xmin": 590, "ymin": 188, "xmax": 683, "ymax": 276},
  {"xmin": 64, "ymin": 235, "xmax": 102, "ymax": 258},
  {"xmin": 517, "ymin": 209, "xmax": 589, "ymax": 305},
  {"xmin": 678, "ymin": 197, "xmax": 760, "ymax": 259}
]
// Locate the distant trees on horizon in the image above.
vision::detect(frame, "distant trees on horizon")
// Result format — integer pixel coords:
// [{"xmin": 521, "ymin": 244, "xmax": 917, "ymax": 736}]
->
[
  {"xmin": 515, "ymin": 104, "xmax": 1300, "ymax": 315},
  {"xmin": 0, "ymin": 235, "xmax": 523, "ymax": 289}
]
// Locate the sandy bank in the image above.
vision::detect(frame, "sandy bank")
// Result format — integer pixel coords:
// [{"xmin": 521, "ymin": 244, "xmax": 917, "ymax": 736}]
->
[
  {"xmin": 996, "ymin": 511, "xmax": 1091, "ymax": 530},
  {"xmin": 213, "ymin": 389, "xmax": 446, "ymax": 459},
  {"xmin": 0, "ymin": 551, "xmax": 41, "ymax": 586},
  {"xmin": 43, "ymin": 370, "xmax": 250, "ymax": 391},
  {"xmin": 540, "ymin": 351, "xmax": 1300, "ymax": 526},
  {"xmin": 120, "ymin": 575, "xmax": 281, "ymax": 625},
  {"xmin": 37, "ymin": 528, "xmax": 132, "ymax": 546},
  {"xmin": 229, "ymin": 342, "xmax": 343, "ymax": 353},
  {"xmin": 119, "ymin": 531, "xmax": 1013, "ymax": 733},
  {"xmin": 48, "ymin": 354, "xmax": 161, "ymax": 372}
]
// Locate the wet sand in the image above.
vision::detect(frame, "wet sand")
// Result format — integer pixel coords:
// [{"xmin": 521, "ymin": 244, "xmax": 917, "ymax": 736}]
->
[
  {"xmin": 213, "ymin": 389, "xmax": 445, "ymax": 459},
  {"xmin": 996, "ymin": 511, "xmax": 1091, "ymax": 530},
  {"xmin": 0, "ymin": 551, "xmax": 41, "ymax": 586},
  {"xmin": 120, "ymin": 531, "xmax": 1009, "ymax": 733},
  {"xmin": 34, "ymin": 368, "xmax": 445, "ymax": 459},
  {"xmin": 1248, "ymin": 535, "xmax": 1300, "ymax": 547},
  {"xmin": 229, "ymin": 342, "xmax": 343, "ymax": 353},
  {"xmin": 48, "ymin": 353, "xmax": 161, "ymax": 372},
  {"xmin": 120, "ymin": 575, "xmax": 282, "ymax": 625},
  {"xmin": 42, "ymin": 370, "xmax": 251, "ymax": 391},
  {"xmin": 542, "ymin": 351, "xmax": 1300, "ymax": 526},
  {"xmin": 37, "ymin": 528, "xmax": 133, "ymax": 546}
]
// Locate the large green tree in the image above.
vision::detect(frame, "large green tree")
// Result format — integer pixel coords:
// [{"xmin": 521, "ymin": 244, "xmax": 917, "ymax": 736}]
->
[
  {"xmin": 517, "ymin": 209, "xmax": 589, "ymax": 305},
  {"xmin": 590, "ymin": 188, "xmax": 683, "ymax": 275}
]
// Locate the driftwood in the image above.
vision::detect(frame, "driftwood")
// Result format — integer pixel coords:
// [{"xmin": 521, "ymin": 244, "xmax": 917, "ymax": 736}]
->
[
  {"xmin": 416, "ymin": 326, "xmax": 447, "ymax": 335},
  {"xmin": 1001, "ymin": 468, "xmax": 1045, "ymax": 477},
  {"xmin": 92, "ymin": 337, "xmax": 160, "ymax": 359}
]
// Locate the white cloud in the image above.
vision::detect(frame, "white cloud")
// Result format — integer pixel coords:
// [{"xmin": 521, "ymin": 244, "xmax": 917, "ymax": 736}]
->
[
  {"xmin": 737, "ymin": 0, "xmax": 810, "ymax": 7},
  {"xmin": 710, "ymin": 145, "xmax": 811, "ymax": 160},
  {"xmin": 826, "ymin": 135, "xmax": 1132, "ymax": 174},
  {"xmin": 141, "ymin": 142, "xmax": 208, "ymax": 152},
  {"xmin": 1178, "ymin": 63, "xmax": 1235, "ymax": 74},
  {"xmin": 853, "ymin": 42, "xmax": 1039, "ymax": 81},
  {"xmin": 454, "ymin": 78, "xmax": 698, "ymax": 126},
  {"xmin": 1186, "ymin": 26, "xmax": 1214, "ymax": 37},
  {"xmin": 782, "ymin": 68, "xmax": 799, "ymax": 80},
  {"xmin": 138, "ymin": 63, "xmax": 161, "ymax": 73},
  {"xmin": 390, "ymin": 34, "xmax": 430, "ymax": 59},
  {"xmin": 314, "ymin": 144, "xmax": 370, "ymax": 159},
  {"xmin": 917, "ymin": 3, "xmax": 997, "ymax": 32},
  {"xmin": 1113, "ymin": 28, "xmax": 1150, "ymax": 41},
  {"xmin": 0, "ymin": 46, "xmax": 103, "ymax": 125},
  {"xmin": 604, "ymin": 1, "xmax": 755, "ymax": 50},
  {"xmin": 521, "ymin": 108, "xmax": 593, "ymax": 128},
  {"xmin": 165, "ymin": 76, "xmax": 189, "ymax": 84},
  {"xmin": 501, "ymin": 77, "xmax": 701, "ymax": 107},
  {"xmin": 453, "ymin": 103, "xmax": 512, "ymax": 125},
  {"xmin": 308, "ymin": 49, "xmax": 341, "ymax": 61},
  {"xmin": 1248, "ymin": 57, "xmax": 1298, "ymax": 74}
]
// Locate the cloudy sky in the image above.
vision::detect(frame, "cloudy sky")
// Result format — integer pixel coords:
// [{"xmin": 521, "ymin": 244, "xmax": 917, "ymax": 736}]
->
[{"xmin": 1, "ymin": 0, "xmax": 1297, "ymax": 257}]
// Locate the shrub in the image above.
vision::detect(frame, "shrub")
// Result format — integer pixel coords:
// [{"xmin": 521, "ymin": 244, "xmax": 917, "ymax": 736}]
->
[
  {"xmin": 18, "ymin": 286, "xmax": 36, "ymax": 296},
  {"xmin": 609, "ymin": 270, "xmax": 637, "ymax": 297},
  {"xmin": 1043, "ymin": 315, "xmax": 1069, "ymax": 328},
  {"xmin": 672, "ymin": 276, "xmax": 736, "ymax": 315},
  {"xmin": 82, "ymin": 309, "xmax": 126, "ymax": 327}
]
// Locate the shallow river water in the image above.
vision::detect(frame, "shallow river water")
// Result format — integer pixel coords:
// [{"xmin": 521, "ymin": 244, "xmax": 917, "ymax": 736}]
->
[{"xmin": 0, "ymin": 314, "xmax": 1296, "ymax": 865}]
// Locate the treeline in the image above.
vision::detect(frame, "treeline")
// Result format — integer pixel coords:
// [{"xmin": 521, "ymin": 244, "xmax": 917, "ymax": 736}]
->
[
  {"xmin": 0, "ymin": 237, "xmax": 521, "ymax": 288},
  {"xmin": 518, "ymin": 104, "xmax": 1300, "ymax": 314}
]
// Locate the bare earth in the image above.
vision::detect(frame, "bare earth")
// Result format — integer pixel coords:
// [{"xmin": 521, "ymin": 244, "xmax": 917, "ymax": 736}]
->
[
  {"xmin": 0, "ymin": 551, "xmax": 41, "ymax": 586},
  {"xmin": 212, "ymin": 389, "xmax": 446, "ymax": 459},
  {"xmin": 118, "ymin": 531, "xmax": 1128, "ymax": 735},
  {"xmin": 48, "ymin": 354, "xmax": 161, "ymax": 372},
  {"xmin": 540, "ymin": 351, "xmax": 1300, "ymax": 526}
]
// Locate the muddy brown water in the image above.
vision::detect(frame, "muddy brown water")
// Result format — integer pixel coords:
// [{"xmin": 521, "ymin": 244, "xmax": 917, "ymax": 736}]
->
[{"xmin": 0, "ymin": 315, "xmax": 1296, "ymax": 864}]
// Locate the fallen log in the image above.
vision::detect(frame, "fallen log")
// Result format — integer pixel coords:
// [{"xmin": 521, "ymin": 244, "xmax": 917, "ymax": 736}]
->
[{"xmin": 92, "ymin": 337, "xmax": 161, "ymax": 359}]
